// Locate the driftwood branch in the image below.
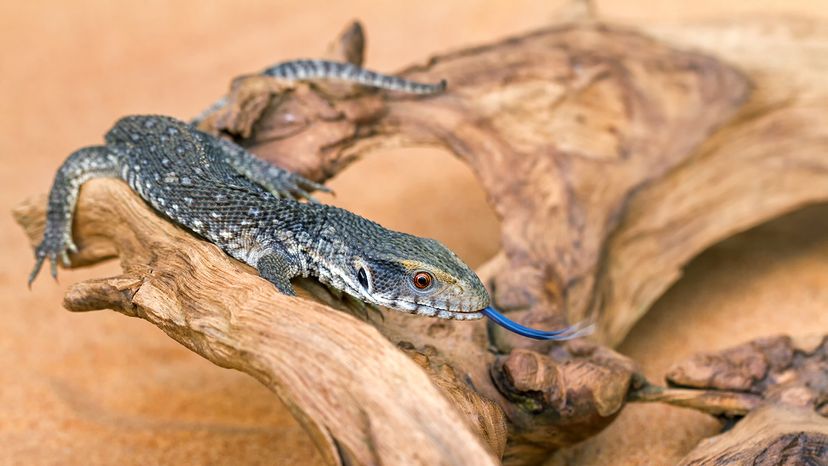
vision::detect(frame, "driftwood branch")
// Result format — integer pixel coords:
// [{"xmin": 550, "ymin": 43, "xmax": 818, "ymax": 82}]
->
[
  {"xmin": 679, "ymin": 404, "xmax": 828, "ymax": 464},
  {"xmin": 14, "ymin": 185, "xmax": 500, "ymax": 466},
  {"xmin": 632, "ymin": 334, "xmax": 828, "ymax": 463},
  {"xmin": 628, "ymin": 335, "xmax": 828, "ymax": 411},
  {"xmin": 16, "ymin": 13, "xmax": 828, "ymax": 466},
  {"xmin": 203, "ymin": 19, "xmax": 828, "ymax": 350},
  {"xmin": 208, "ymin": 21, "xmax": 753, "ymax": 350},
  {"xmin": 196, "ymin": 16, "xmax": 828, "ymax": 463}
]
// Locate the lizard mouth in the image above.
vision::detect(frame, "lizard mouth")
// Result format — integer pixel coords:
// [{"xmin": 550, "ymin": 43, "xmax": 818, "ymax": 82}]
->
[
  {"xmin": 372, "ymin": 296, "xmax": 485, "ymax": 320},
  {"xmin": 412, "ymin": 306, "xmax": 483, "ymax": 320}
]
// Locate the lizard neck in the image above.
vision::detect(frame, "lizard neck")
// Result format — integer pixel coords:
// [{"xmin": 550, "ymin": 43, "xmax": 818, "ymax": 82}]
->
[{"xmin": 306, "ymin": 205, "xmax": 360, "ymax": 294}]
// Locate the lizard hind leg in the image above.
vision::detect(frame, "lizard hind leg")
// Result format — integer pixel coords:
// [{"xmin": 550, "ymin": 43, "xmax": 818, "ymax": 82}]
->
[{"xmin": 29, "ymin": 146, "xmax": 120, "ymax": 286}]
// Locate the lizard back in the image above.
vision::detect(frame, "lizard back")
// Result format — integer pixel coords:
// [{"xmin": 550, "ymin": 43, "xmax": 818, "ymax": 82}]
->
[{"xmin": 107, "ymin": 116, "xmax": 322, "ymax": 270}]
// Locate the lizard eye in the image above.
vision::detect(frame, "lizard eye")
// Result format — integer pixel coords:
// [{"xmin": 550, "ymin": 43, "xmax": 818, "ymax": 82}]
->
[
  {"xmin": 357, "ymin": 267, "xmax": 369, "ymax": 289},
  {"xmin": 413, "ymin": 272, "xmax": 433, "ymax": 290}
]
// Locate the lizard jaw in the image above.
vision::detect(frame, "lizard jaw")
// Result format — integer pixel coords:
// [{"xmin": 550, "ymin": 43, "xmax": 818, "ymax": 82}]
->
[
  {"xmin": 370, "ymin": 296, "xmax": 485, "ymax": 320},
  {"xmin": 415, "ymin": 308, "xmax": 484, "ymax": 320}
]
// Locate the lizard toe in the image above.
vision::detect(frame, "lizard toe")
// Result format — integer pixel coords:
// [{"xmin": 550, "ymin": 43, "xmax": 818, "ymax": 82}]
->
[{"xmin": 49, "ymin": 251, "xmax": 59, "ymax": 280}]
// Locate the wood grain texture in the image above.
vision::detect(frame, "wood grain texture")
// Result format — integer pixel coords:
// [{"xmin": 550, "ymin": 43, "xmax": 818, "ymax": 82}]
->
[
  {"xmin": 666, "ymin": 335, "xmax": 828, "ymax": 412},
  {"xmin": 601, "ymin": 17, "xmax": 828, "ymax": 345},
  {"xmin": 679, "ymin": 404, "xmax": 828, "ymax": 465}
]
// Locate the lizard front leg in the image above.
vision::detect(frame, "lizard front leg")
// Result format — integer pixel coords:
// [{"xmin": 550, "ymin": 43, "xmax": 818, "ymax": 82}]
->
[
  {"xmin": 256, "ymin": 251, "xmax": 299, "ymax": 295},
  {"xmin": 29, "ymin": 146, "xmax": 121, "ymax": 285},
  {"xmin": 213, "ymin": 137, "xmax": 330, "ymax": 202}
]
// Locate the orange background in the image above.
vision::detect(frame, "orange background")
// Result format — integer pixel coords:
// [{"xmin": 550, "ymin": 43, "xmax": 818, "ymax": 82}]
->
[{"xmin": 1, "ymin": 1, "xmax": 827, "ymax": 464}]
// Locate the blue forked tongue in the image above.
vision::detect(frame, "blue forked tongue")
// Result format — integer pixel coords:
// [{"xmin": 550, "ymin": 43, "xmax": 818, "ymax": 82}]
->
[{"xmin": 481, "ymin": 306, "xmax": 594, "ymax": 341}]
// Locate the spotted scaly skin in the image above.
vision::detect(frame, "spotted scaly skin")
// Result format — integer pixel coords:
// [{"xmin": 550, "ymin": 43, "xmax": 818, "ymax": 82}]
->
[
  {"xmin": 30, "ymin": 115, "xmax": 489, "ymax": 320},
  {"xmin": 262, "ymin": 59, "xmax": 447, "ymax": 94},
  {"xmin": 192, "ymin": 58, "xmax": 447, "ymax": 125}
]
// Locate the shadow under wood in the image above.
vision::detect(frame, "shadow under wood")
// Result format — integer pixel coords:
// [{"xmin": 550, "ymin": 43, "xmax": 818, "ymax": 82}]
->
[
  {"xmin": 620, "ymin": 202, "xmax": 828, "ymax": 366},
  {"xmin": 571, "ymin": 203, "xmax": 828, "ymax": 465}
]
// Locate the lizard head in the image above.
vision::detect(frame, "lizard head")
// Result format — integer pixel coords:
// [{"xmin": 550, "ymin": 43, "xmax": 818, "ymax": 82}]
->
[{"xmin": 336, "ymin": 230, "xmax": 490, "ymax": 319}]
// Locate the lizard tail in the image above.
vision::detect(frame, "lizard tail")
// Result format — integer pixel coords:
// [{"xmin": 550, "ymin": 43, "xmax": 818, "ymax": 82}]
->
[
  {"xmin": 191, "ymin": 59, "xmax": 445, "ymax": 125},
  {"xmin": 482, "ymin": 306, "xmax": 595, "ymax": 341},
  {"xmin": 262, "ymin": 59, "xmax": 447, "ymax": 95}
]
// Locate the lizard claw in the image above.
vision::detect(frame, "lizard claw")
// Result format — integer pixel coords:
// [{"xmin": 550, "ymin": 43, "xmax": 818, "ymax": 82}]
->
[
  {"xmin": 267, "ymin": 172, "xmax": 333, "ymax": 203},
  {"xmin": 61, "ymin": 250, "xmax": 72, "ymax": 267},
  {"xmin": 28, "ymin": 252, "xmax": 46, "ymax": 288},
  {"xmin": 290, "ymin": 186, "xmax": 318, "ymax": 204},
  {"xmin": 28, "ymin": 227, "xmax": 75, "ymax": 286},
  {"xmin": 298, "ymin": 177, "xmax": 333, "ymax": 195},
  {"xmin": 49, "ymin": 252, "xmax": 59, "ymax": 280},
  {"xmin": 290, "ymin": 174, "xmax": 333, "ymax": 202},
  {"xmin": 65, "ymin": 237, "xmax": 79, "ymax": 254}
]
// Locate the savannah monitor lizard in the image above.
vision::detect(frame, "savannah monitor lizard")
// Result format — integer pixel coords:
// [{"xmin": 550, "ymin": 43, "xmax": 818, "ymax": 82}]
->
[{"xmin": 28, "ymin": 59, "xmax": 589, "ymax": 338}]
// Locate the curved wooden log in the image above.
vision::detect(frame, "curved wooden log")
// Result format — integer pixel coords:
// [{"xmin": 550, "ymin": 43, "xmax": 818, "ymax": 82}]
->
[
  {"xmin": 202, "ymin": 18, "xmax": 828, "ymax": 350},
  {"xmin": 13, "ymin": 183, "xmax": 499, "ymax": 466},
  {"xmin": 202, "ymin": 22, "xmax": 751, "ymax": 350},
  {"xmin": 188, "ymin": 20, "xmax": 754, "ymax": 460},
  {"xmin": 600, "ymin": 17, "xmax": 828, "ymax": 345}
]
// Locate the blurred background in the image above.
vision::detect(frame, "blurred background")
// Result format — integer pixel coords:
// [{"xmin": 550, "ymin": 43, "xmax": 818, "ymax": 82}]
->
[{"xmin": 1, "ymin": 1, "xmax": 827, "ymax": 464}]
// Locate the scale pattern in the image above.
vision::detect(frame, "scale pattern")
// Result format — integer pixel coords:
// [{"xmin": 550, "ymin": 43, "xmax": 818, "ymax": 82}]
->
[
  {"xmin": 30, "ymin": 114, "xmax": 488, "ymax": 319},
  {"xmin": 263, "ymin": 59, "xmax": 447, "ymax": 94},
  {"xmin": 192, "ymin": 59, "xmax": 446, "ymax": 125}
]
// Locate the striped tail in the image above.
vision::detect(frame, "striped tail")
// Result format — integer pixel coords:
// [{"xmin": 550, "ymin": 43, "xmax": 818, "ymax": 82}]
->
[
  {"xmin": 262, "ymin": 59, "xmax": 446, "ymax": 95},
  {"xmin": 192, "ymin": 59, "xmax": 446, "ymax": 125}
]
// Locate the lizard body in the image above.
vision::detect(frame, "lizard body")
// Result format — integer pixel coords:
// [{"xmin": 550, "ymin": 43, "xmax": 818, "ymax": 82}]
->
[
  {"xmin": 30, "ymin": 61, "xmax": 488, "ymax": 319},
  {"xmin": 30, "ymin": 59, "xmax": 591, "ymax": 339},
  {"xmin": 31, "ymin": 114, "xmax": 488, "ymax": 319}
]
